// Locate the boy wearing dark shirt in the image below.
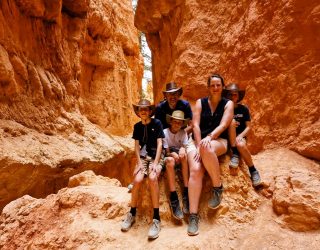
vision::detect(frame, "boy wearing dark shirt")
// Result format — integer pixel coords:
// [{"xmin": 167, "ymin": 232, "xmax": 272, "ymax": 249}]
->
[
  {"xmin": 226, "ymin": 83, "xmax": 262, "ymax": 186},
  {"xmin": 121, "ymin": 99, "xmax": 165, "ymax": 239}
]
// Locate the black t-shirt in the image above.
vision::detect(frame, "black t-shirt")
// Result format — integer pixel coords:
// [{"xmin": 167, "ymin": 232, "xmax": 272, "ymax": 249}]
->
[
  {"xmin": 234, "ymin": 104, "xmax": 251, "ymax": 135},
  {"xmin": 132, "ymin": 118, "xmax": 165, "ymax": 159},
  {"xmin": 155, "ymin": 99, "xmax": 193, "ymax": 129},
  {"xmin": 199, "ymin": 97, "xmax": 229, "ymax": 139}
]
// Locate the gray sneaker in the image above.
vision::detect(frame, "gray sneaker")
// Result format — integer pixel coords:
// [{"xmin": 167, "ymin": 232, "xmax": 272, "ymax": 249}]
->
[
  {"xmin": 208, "ymin": 186, "xmax": 223, "ymax": 209},
  {"xmin": 170, "ymin": 199, "xmax": 184, "ymax": 220},
  {"xmin": 148, "ymin": 219, "xmax": 161, "ymax": 239},
  {"xmin": 251, "ymin": 170, "xmax": 262, "ymax": 187},
  {"xmin": 187, "ymin": 213, "xmax": 199, "ymax": 236},
  {"xmin": 229, "ymin": 154, "xmax": 239, "ymax": 168},
  {"xmin": 121, "ymin": 213, "xmax": 135, "ymax": 232},
  {"xmin": 182, "ymin": 195, "xmax": 189, "ymax": 214}
]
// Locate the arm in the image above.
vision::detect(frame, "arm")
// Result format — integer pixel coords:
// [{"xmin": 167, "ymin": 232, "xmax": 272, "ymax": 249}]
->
[
  {"xmin": 153, "ymin": 138, "xmax": 163, "ymax": 165},
  {"xmin": 209, "ymin": 100, "xmax": 234, "ymax": 139},
  {"xmin": 134, "ymin": 140, "xmax": 143, "ymax": 174},
  {"xmin": 192, "ymin": 99, "xmax": 202, "ymax": 146}
]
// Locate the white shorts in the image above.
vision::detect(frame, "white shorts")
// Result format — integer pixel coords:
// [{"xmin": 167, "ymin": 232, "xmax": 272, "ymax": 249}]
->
[{"xmin": 186, "ymin": 137, "xmax": 228, "ymax": 155}]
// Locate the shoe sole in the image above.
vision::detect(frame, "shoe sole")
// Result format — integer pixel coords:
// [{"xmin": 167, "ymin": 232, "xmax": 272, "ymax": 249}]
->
[
  {"xmin": 229, "ymin": 163, "xmax": 239, "ymax": 168},
  {"xmin": 252, "ymin": 180, "xmax": 262, "ymax": 187},
  {"xmin": 121, "ymin": 221, "xmax": 135, "ymax": 232},
  {"xmin": 208, "ymin": 203, "xmax": 222, "ymax": 210},
  {"xmin": 170, "ymin": 205, "xmax": 184, "ymax": 221},
  {"xmin": 148, "ymin": 234, "xmax": 160, "ymax": 239},
  {"xmin": 187, "ymin": 230, "xmax": 199, "ymax": 236}
]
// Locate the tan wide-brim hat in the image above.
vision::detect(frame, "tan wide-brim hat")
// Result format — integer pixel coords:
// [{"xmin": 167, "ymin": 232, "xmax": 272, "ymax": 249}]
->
[
  {"xmin": 166, "ymin": 110, "xmax": 190, "ymax": 129},
  {"xmin": 223, "ymin": 83, "xmax": 246, "ymax": 102},
  {"xmin": 132, "ymin": 99, "xmax": 155, "ymax": 117},
  {"xmin": 162, "ymin": 82, "xmax": 183, "ymax": 96}
]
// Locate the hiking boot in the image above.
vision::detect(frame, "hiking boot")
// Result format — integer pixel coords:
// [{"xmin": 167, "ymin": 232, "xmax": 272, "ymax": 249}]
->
[
  {"xmin": 182, "ymin": 195, "xmax": 189, "ymax": 214},
  {"xmin": 208, "ymin": 186, "xmax": 223, "ymax": 209},
  {"xmin": 251, "ymin": 170, "xmax": 262, "ymax": 187},
  {"xmin": 229, "ymin": 154, "xmax": 239, "ymax": 168},
  {"xmin": 148, "ymin": 219, "xmax": 161, "ymax": 239},
  {"xmin": 170, "ymin": 199, "xmax": 184, "ymax": 220},
  {"xmin": 187, "ymin": 213, "xmax": 199, "ymax": 236},
  {"xmin": 121, "ymin": 213, "xmax": 135, "ymax": 232}
]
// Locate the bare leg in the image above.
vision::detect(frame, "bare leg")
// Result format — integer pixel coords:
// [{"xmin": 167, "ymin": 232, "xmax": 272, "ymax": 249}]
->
[
  {"xmin": 130, "ymin": 169, "xmax": 145, "ymax": 207},
  {"xmin": 228, "ymin": 119, "xmax": 237, "ymax": 147},
  {"xmin": 179, "ymin": 147, "xmax": 189, "ymax": 187},
  {"xmin": 187, "ymin": 150, "xmax": 205, "ymax": 214},
  {"xmin": 236, "ymin": 140, "xmax": 254, "ymax": 166},
  {"xmin": 200, "ymin": 140, "xmax": 227, "ymax": 187},
  {"xmin": 148, "ymin": 164, "xmax": 162, "ymax": 208},
  {"xmin": 165, "ymin": 157, "xmax": 176, "ymax": 192}
]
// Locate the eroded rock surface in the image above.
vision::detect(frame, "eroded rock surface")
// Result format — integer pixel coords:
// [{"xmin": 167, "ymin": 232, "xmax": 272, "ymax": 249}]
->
[
  {"xmin": 135, "ymin": 0, "xmax": 320, "ymax": 160},
  {"xmin": 0, "ymin": 0, "xmax": 141, "ymax": 209}
]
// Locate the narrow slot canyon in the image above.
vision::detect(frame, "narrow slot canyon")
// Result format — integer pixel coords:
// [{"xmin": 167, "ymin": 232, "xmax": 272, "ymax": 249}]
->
[{"xmin": 0, "ymin": 0, "xmax": 319, "ymax": 249}]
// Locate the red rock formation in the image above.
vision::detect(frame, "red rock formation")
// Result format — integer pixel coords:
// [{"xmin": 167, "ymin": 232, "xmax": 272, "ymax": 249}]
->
[
  {"xmin": 135, "ymin": 0, "xmax": 320, "ymax": 160},
  {"xmin": 0, "ymin": 0, "xmax": 142, "ymax": 209},
  {"xmin": 1, "ymin": 151, "xmax": 320, "ymax": 249}
]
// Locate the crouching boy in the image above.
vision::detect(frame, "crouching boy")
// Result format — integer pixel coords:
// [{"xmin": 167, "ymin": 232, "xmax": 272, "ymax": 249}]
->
[
  {"xmin": 121, "ymin": 99, "xmax": 165, "ymax": 240},
  {"xmin": 164, "ymin": 110, "xmax": 190, "ymax": 220}
]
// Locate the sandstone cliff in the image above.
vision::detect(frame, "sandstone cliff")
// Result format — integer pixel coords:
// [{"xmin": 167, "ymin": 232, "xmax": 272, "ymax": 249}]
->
[
  {"xmin": 135, "ymin": 0, "xmax": 320, "ymax": 160},
  {"xmin": 0, "ymin": 0, "xmax": 142, "ymax": 210}
]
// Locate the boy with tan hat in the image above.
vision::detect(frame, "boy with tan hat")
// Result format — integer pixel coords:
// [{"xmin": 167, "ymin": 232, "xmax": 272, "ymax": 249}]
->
[
  {"xmin": 163, "ymin": 110, "xmax": 190, "ymax": 220},
  {"xmin": 121, "ymin": 99, "xmax": 165, "ymax": 239}
]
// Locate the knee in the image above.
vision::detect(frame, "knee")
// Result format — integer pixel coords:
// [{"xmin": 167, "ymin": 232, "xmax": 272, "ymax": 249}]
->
[
  {"xmin": 236, "ymin": 141, "xmax": 246, "ymax": 149},
  {"xmin": 165, "ymin": 157, "xmax": 175, "ymax": 168},
  {"xmin": 148, "ymin": 173, "xmax": 158, "ymax": 183},
  {"xmin": 200, "ymin": 145, "xmax": 216, "ymax": 157},
  {"xmin": 189, "ymin": 167, "xmax": 204, "ymax": 181},
  {"xmin": 133, "ymin": 176, "xmax": 143, "ymax": 185}
]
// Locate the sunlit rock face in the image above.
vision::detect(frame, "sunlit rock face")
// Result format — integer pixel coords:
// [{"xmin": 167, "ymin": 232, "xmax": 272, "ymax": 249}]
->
[
  {"xmin": 135, "ymin": 0, "xmax": 320, "ymax": 160},
  {"xmin": 0, "ymin": 0, "xmax": 142, "ymax": 209}
]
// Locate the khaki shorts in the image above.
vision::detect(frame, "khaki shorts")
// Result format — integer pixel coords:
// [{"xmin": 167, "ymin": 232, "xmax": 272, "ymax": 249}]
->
[
  {"xmin": 186, "ymin": 137, "xmax": 228, "ymax": 155},
  {"xmin": 137, "ymin": 155, "xmax": 164, "ymax": 177}
]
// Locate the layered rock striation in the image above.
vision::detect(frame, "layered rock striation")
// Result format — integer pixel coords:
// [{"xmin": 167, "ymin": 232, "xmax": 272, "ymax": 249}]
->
[
  {"xmin": 135, "ymin": 0, "xmax": 320, "ymax": 160},
  {"xmin": 0, "ymin": 0, "xmax": 142, "ymax": 209}
]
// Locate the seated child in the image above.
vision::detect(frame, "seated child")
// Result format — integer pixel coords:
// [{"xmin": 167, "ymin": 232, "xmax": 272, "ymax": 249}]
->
[
  {"xmin": 163, "ymin": 110, "xmax": 190, "ymax": 220},
  {"xmin": 226, "ymin": 83, "xmax": 262, "ymax": 186},
  {"xmin": 121, "ymin": 99, "xmax": 165, "ymax": 240}
]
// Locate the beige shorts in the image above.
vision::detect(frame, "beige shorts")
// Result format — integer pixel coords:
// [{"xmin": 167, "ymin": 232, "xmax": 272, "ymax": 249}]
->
[
  {"xmin": 186, "ymin": 136, "xmax": 228, "ymax": 155},
  {"xmin": 137, "ymin": 155, "xmax": 164, "ymax": 177}
]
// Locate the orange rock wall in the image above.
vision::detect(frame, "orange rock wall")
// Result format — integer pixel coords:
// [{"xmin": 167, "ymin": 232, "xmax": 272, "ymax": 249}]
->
[
  {"xmin": 0, "ymin": 0, "xmax": 142, "ymax": 135},
  {"xmin": 135, "ymin": 0, "xmax": 320, "ymax": 160},
  {"xmin": 0, "ymin": 0, "xmax": 142, "ymax": 210}
]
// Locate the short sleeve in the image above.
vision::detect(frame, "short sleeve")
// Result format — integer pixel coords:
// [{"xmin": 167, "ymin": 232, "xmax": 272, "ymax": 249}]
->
[
  {"xmin": 154, "ymin": 119, "xmax": 165, "ymax": 138},
  {"xmin": 244, "ymin": 106, "xmax": 251, "ymax": 121},
  {"xmin": 185, "ymin": 102, "xmax": 193, "ymax": 119},
  {"xmin": 132, "ymin": 123, "xmax": 140, "ymax": 140}
]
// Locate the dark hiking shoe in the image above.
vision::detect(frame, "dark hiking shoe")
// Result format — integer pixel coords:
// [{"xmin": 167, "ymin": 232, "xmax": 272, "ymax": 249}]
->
[
  {"xmin": 229, "ymin": 154, "xmax": 239, "ymax": 168},
  {"xmin": 187, "ymin": 213, "xmax": 199, "ymax": 236},
  {"xmin": 121, "ymin": 212, "xmax": 135, "ymax": 232},
  {"xmin": 251, "ymin": 170, "xmax": 262, "ymax": 187},
  {"xmin": 182, "ymin": 195, "xmax": 189, "ymax": 214},
  {"xmin": 170, "ymin": 199, "xmax": 184, "ymax": 220},
  {"xmin": 148, "ymin": 219, "xmax": 161, "ymax": 239},
  {"xmin": 208, "ymin": 186, "xmax": 223, "ymax": 209}
]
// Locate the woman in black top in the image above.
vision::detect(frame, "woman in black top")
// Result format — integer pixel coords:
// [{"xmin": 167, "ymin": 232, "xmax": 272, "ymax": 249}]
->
[{"xmin": 186, "ymin": 74, "xmax": 234, "ymax": 236}]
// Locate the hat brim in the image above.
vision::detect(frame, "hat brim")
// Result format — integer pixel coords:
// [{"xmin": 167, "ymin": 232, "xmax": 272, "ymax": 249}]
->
[
  {"xmin": 166, "ymin": 114, "xmax": 189, "ymax": 129},
  {"xmin": 133, "ymin": 104, "xmax": 155, "ymax": 117},
  {"xmin": 222, "ymin": 89, "xmax": 245, "ymax": 103},
  {"xmin": 162, "ymin": 87, "xmax": 183, "ymax": 96}
]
